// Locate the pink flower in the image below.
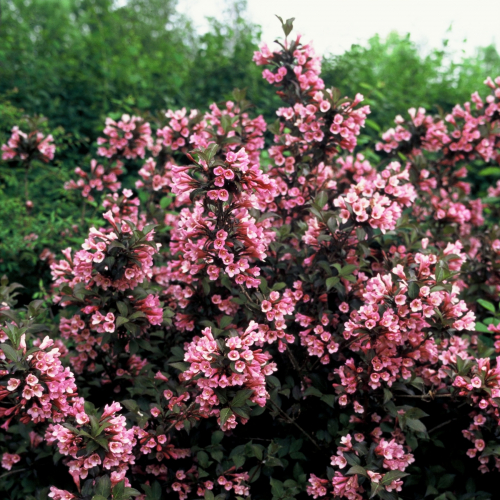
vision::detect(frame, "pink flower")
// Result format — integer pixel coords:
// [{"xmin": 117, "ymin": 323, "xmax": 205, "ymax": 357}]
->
[
  {"xmin": 1, "ymin": 453, "xmax": 21, "ymax": 471},
  {"xmin": 218, "ymin": 189, "xmax": 229, "ymax": 201},
  {"xmin": 471, "ymin": 377, "xmax": 482, "ymax": 388},
  {"xmin": 7, "ymin": 378, "xmax": 21, "ymax": 391}
]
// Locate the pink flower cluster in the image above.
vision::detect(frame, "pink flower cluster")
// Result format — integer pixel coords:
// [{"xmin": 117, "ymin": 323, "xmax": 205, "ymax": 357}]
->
[
  {"xmin": 376, "ymin": 77, "xmax": 500, "ymax": 166},
  {"xmin": 273, "ymin": 91, "xmax": 370, "ymax": 155},
  {"xmin": 64, "ymin": 159, "xmax": 123, "ymax": 201},
  {"xmin": 326, "ymin": 434, "xmax": 413, "ymax": 499},
  {"xmin": 217, "ymin": 472, "xmax": 250, "ymax": 496},
  {"xmin": 298, "ymin": 312, "xmax": 339, "ymax": 365},
  {"xmin": 261, "ymin": 290, "xmax": 296, "ymax": 331},
  {"xmin": 181, "ymin": 324, "xmax": 277, "ymax": 430},
  {"xmin": 0, "ymin": 335, "xmax": 78, "ymax": 427},
  {"xmin": 157, "ymin": 108, "xmax": 207, "ymax": 152},
  {"xmin": 46, "ymin": 402, "xmax": 136, "ymax": 487},
  {"xmin": 133, "ymin": 294, "xmax": 163, "ymax": 325},
  {"xmin": 254, "ymin": 35, "xmax": 324, "ymax": 95},
  {"xmin": 52, "ymin": 211, "xmax": 159, "ymax": 292},
  {"xmin": 1, "ymin": 126, "xmax": 55, "ymax": 162},
  {"xmin": 97, "ymin": 114, "xmax": 152, "ymax": 159},
  {"xmin": 205, "ymin": 101, "xmax": 266, "ymax": 162},
  {"xmin": 164, "ymin": 147, "xmax": 276, "ymax": 291},
  {"xmin": 332, "ymin": 251, "xmax": 476, "ymax": 410},
  {"xmin": 334, "ymin": 161, "xmax": 417, "ymax": 234},
  {"xmin": 136, "ymin": 158, "xmax": 179, "ymax": 196},
  {"xmin": 48, "ymin": 487, "xmax": 75, "ymax": 500},
  {"xmin": 59, "ymin": 315, "xmax": 98, "ymax": 374},
  {"xmin": 1, "ymin": 452, "xmax": 21, "ymax": 470}
]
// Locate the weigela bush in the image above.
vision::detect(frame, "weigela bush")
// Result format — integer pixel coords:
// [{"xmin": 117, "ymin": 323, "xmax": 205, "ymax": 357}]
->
[{"xmin": 2, "ymin": 17, "xmax": 500, "ymax": 500}]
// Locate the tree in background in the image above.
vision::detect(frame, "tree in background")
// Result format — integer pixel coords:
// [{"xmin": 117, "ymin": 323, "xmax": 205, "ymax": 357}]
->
[{"xmin": 322, "ymin": 32, "xmax": 500, "ymax": 136}]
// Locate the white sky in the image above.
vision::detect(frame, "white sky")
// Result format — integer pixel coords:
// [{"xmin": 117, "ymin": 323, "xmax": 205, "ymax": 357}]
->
[{"xmin": 177, "ymin": 0, "xmax": 500, "ymax": 58}]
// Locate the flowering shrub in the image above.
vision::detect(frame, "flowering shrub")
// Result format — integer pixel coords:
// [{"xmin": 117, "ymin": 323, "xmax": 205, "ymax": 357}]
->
[
  {"xmin": 1, "ymin": 120, "xmax": 56, "ymax": 204},
  {"xmin": 2, "ymin": 17, "xmax": 500, "ymax": 500}
]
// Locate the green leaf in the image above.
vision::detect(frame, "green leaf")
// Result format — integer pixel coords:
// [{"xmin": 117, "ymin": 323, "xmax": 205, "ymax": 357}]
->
[
  {"xmin": 437, "ymin": 474, "xmax": 455, "ymax": 489},
  {"xmin": 95, "ymin": 436, "xmax": 109, "ymax": 451},
  {"xmin": 303, "ymin": 386, "xmax": 322, "ymax": 397},
  {"xmin": 404, "ymin": 407, "xmax": 428, "ymax": 419},
  {"xmin": 271, "ymin": 282, "xmax": 287, "ymax": 291},
  {"xmin": 160, "ymin": 195, "xmax": 173, "ymax": 209},
  {"xmin": 113, "ymin": 480, "xmax": 125, "ymax": 500},
  {"xmin": 406, "ymin": 418, "xmax": 427, "ymax": 433},
  {"xmin": 276, "ymin": 15, "xmax": 295, "ymax": 37},
  {"xmin": 475, "ymin": 322, "xmax": 491, "ymax": 333},
  {"xmin": 314, "ymin": 191, "xmax": 328, "ymax": 208},
  {"xmin": 219, "ymin": 315, "xmax": 233, "ymax": 329},
  {"xmin": 116, "ymin": 316, "xmax": 129, "ymax": 327},
  {"xmin": 124, "ymin": 487, "xmax": 141, "ymax": 497},
  {"xmin": 270, "ymin": 477, "xmax": 284, "ymax": 497},
  {"xmin": 408, "ymin": 282, "xmax": 420, "ymax": 299},
  {"xmin": 121, "ymin": 399, "xmax": 139, "ymax": 412},
  {"xmin": 219, "ymin": 408, "xmax": 233, "ymax": 427},
  {"xmin": 201, "ymin": 277, "xmax": 211, "ymax": 295},
  {"xmin": 259, "ymin": 277, "xmax": 270, "ymax": 294},
  {"xmin": 326, "ymin": 276, "xmax": 339, "ymax": 290},
  {"xmin": 318, "ymin": 261, "xmax": 333, "ymax": 276},
  {"xmin": 381, "ymin": 470, "xmax": 409, "ymax": 484},
  {"xmin": 248, "ymin": 465, "xmax": 261, "ymax": 483},
  {"xmin": 169, "ymin": 362, "xmax": 189, "ymax": 372},
  {"xmin": 477, "ymin": 299, "xmax": 495, "ymax": 313},
  {"xmin": 233, "ymin": 453, "xmax": 246, "ymax": 468},
  {"xmin": 230, "ymin": 389, "xmax": 253, "ymax": 408},
  {"xmin": 339, "ymin": 264, "xmax": 357, "ymax": 276},
  {"xmin": 365, "ymin": 118, "xmax": 381, "ymax": 132},
  {"xmin": 347, "ymin": 465, "xmax": 369, "ymax": 477},
  {"xmin": 211, "ymin": 431, "xmax": 224, "ymax": 445},
  {"xmin": 233, "ymin": 406, "xmax": 249, "ymax": 419},
  {"xmin": 0, "ymin": 343, "xmax": 20, "ymax": 362},
  {"xmin": 320, "ymin": 394, "xmax": 335, "ymax": 407},
  {"xmin": 95, "ymin": 475, "xmax": 112, "ymax": 497},
  {"xmin": 479, "ymin": 166, "xmax": 500, "ymax": 176},
  {"xmin": 221, "ymin": 275, "xmax": 232, "ymax": 291},
  {"xmin": 327, "ymin": 217, "xmax": 338, "ymax": 234},
  {"xmin": 116, "ymin": 301, "xmax": 128, "ymax": 317},
  {"xmin": 383, "ymin": 389, "xmax": 393, "ymax": 403}
]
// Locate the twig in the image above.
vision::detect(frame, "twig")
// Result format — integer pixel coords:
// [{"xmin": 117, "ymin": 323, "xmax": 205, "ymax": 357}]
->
[
  {"xmin": 165, "ymin": 401, "xmax": 196, "ymax": 433},
  {"xmin": 0, "ymin": 467, "xmax": 27, "ymax": 480},
  {"xmin": 238, "ymin": 285, "xmax": 259, "ymax": 307},
  {"xmin": 395, "ymin": 392, "xmax": 453, "ymax": 401},
  {"xmin": 428, "ymin": 418, "xmax": 457, "ymax": 434},
  {"xmin": 248, "ymin": 461, "xmax": 263, "ymax": 483},
  {"xmin": 24, "ymin": 163, "xmax": 30, "ymax": 204},
  {"xmin": 241, "ymin": 437, "xmax": 273, "ymax": 442},
  {"xmin": 267, "ymin": 399, "xmax": 320, "ymax": 450},
  {"xmin": 81, "ymin": 201, "xmax": 87, "ymax": 227},
  {"xmin": 285, "ymin": 347, "xmax": 301, "ymax": 373}
]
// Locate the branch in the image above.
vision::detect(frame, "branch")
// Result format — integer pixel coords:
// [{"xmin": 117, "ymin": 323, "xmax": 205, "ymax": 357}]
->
[
  {"xmin": 0, "ymin": 468, "xmax": 27, "ymax": 480},
  {"xmin": 165, "ymin": 401, "xmax": 196, "ymax": 433},
  {"xmin": 395, "ymin": 392, "xmax": 453, "ymax": 401},
  {"xmin": 238, "ymin": 284, "xmax": 259, "ymax": 308},
  {"xmin": 267, "ymin": 399, "xmax": 320, "ymax": 450},
  {"xmin": 428, "ymin": 418, "xmax": 457, "ymax": 434},
  {"xmin": 285, "ymin": 347, "xmax": 301, "ymax": 373}
]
